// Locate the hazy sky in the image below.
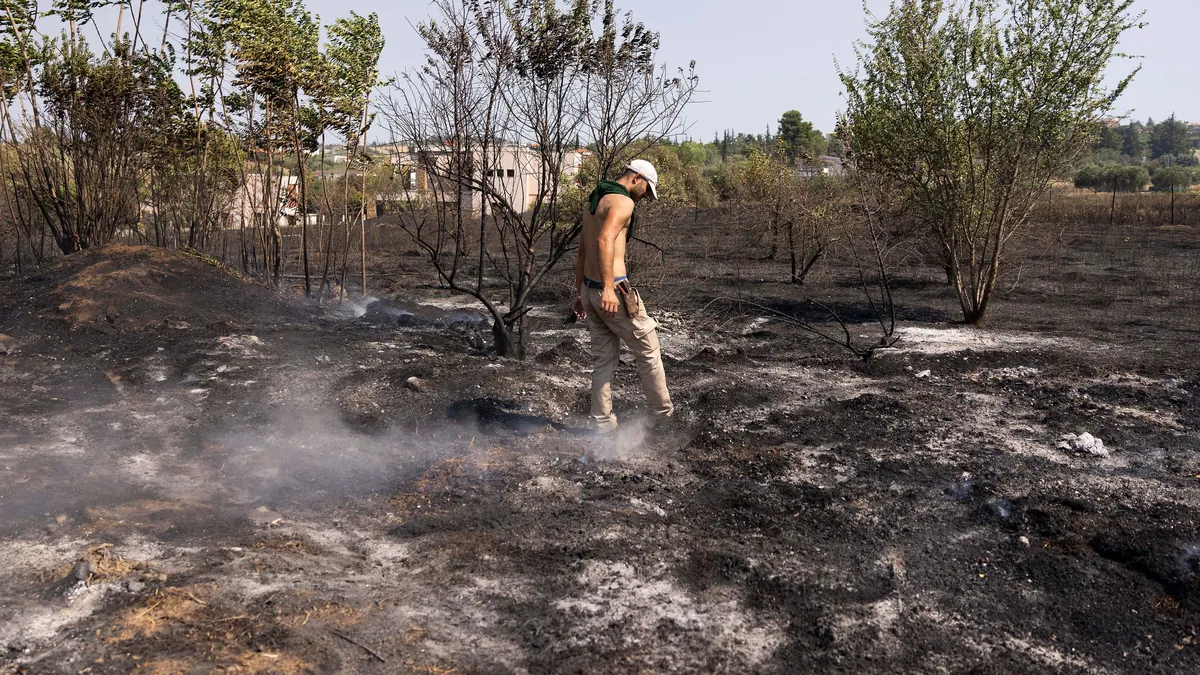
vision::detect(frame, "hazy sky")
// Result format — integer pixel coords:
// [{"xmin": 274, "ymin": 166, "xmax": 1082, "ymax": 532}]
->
[
  {"xmin": 296, "ymin": 0, "xmax": 1197, "ymax": 139},
  {"xmin": 123, "ymin": 0, "xmax": 1195, "ymax": 138}
]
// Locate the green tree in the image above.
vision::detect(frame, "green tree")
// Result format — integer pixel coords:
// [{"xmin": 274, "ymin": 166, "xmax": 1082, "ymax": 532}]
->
[
  {"xmin": 777, "ymin": 110, "xmax": 825, "ymax": 164},
  {"xmin": 1118, "ymin": 122, "xmax": 1146, "ymax": 160},
  {"xmin": 675, "ymin": 140, "xmax": 708, "ymax": 168},
  {"xmin": 318, "ymin": 11, "xmax": 383, "ymax": 300},
  {"xmin": 1074, "ymin": 164, "xmax": 1103, "ymax": 191},
  {"xmin": 1098, "ymin": 163, "xmax": 1148, "ymax": 224},
  {"xmin": 1152, "ymin": 165, "xmax": 1191, "ymax": 225},
  {"xmin": 1150, "ymin": 115, "xmax": 1191, "ymax": 159},
  {"xmin": 840, "ymin": 0, "xmax": 1141, "ymax": 324},
  {"xmin": 1095, "ymin": 123, "xmax": 1121, "ymax": 152}
]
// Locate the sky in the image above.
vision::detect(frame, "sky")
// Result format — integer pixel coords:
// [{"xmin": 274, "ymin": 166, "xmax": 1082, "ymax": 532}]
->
[
  {"xmin": 294, "ymin": 0, "xmax": 1198, "ymax": 140},
  {"xmin": 94, "ymin": 0, "xmax": 1200, "ymax": 139}
]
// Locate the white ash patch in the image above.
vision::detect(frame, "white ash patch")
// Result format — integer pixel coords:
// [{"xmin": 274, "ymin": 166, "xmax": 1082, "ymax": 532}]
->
[
  {"xmin": 554, "ymin": 560, "xmax": 783, "ymax": 667},
  {"xmin": 1002, "ymin": 637, "xmax": 1097, "ymax": 670},
  {"xmin": 592, "ymin": 525, "xmax": 634, "ymax": 542},
  {"xmin": 358, "ymin": 540, "xmax": 412, "ymax": 570},
  {"xmin": 0, "ymin": 581, "xmax": 119, "ymax": 643},
  {"xmin": 894, "ymin": 325, "xmax": 1083, "ymax": 355},
  {"xmin": 970, "ymin": 366, "xmax": 1042, "ymax": 382},
  {"xmin": 118, "ymin": 452, "xmax": 163, "ymax": 486},
  {"xmin": 825, "ymin": 596, "xmax": 905, "ymax": 655},
  {"xmin": 522, "ymin": 476, "xmax": 582, "ymax": 502},
  {"xmin": 782, "ymin": 444, "xmax": 855, "ymax": 487},
  {"xmin": 628, "ymin": 497, "xmax": 667, "ymax": 518},
  {"xmin": 215, "ymin": 334, "xmax": 265, "ymax": 357}
]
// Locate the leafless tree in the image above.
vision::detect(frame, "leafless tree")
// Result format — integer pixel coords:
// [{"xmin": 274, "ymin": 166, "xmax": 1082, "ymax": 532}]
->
[{"xmin": 382, "ymin": 0, "xmax": 697, "ymax": 357}]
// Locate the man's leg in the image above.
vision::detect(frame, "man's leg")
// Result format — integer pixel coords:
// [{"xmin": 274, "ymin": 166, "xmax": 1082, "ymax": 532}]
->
[
  {"xmin": 584, "ymin": 291, "xmax": 621, "ymax": 432},
  {"xmin": 595, "ymin": 288, "xmax": 673, "ymax": 419},
  {"xmin": 626, "ymin": 325, "xmax": 673, "ymax": 418}
]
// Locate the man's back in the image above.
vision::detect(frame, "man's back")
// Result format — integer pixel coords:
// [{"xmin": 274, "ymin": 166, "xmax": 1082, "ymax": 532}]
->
[{"xmin": 581, "ymin": 193, "xmax": 633, "ymax": 282}]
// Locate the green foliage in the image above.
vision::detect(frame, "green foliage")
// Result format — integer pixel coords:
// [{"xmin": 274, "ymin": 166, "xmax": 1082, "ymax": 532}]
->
[
  {"xmin": 1076, "ymin": 164, "xmax": 1149, "ymax": 192},
  {"xmin": 1149, "ymin": 115, "xmax": 1191, "ymax": 160},
  {"xmin": 1118, "ymin": 122, "xmax": 1146, "ymax": 160},
  {"xmin": 1095, "ymin": 124, "xmax": 1122, "ymax": 153},
  {"xmin": 734, "ymin": 145, "xmax": 791, "ymax": 202},
  {"xmin": 675, "ymin": 141, "xmax": 708, "ymax": 168},
  {"xmin": 839, "ymin": 0, "xmax": 1141, "ymax": 324},
  {"xmin": 323, "ymin": 11, "xmax": 384, "ymax": 153},
  {"xmin": 1152, "ymin": 166, "xmax": 1192, "ymax": 193},
  {"xmin": 777, "ymin": 110, "xmax": 826, "ymax": 163}
]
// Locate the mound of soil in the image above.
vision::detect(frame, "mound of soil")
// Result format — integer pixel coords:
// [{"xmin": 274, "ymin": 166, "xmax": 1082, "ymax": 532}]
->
[{"xmin": 0, "ymin": 244, "xmax": 309, "ymax": 335}]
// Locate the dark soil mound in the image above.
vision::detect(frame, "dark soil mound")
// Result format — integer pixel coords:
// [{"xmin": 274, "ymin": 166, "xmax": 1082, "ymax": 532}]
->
[
  {"xmin": 0, "ymin": 244, "xmax": 310, "ymax": 335},
  {"xmin": 534, "ymin": 337, "xmax": 590, "ymax": 365}
]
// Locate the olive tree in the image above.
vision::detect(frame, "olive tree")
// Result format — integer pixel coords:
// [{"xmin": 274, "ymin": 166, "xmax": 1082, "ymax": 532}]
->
[
  {"xmin": 839, "ymin": 0, "xmax": 1142, "ymax": 324},
  {"xmin": 1152, "ymin": 166, "xmax": 1191, "ymax": 226}
]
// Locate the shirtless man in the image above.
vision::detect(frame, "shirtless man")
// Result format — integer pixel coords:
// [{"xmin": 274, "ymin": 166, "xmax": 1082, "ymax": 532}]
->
[{"xmin": 572, "ymin": 159, "xmax": 673, "ymax": 433}]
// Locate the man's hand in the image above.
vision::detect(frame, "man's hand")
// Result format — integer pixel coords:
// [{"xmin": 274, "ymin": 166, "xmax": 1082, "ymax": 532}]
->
[
  {"xmin": 600, "ymin": 287, "xmax": 620, "ymax": 317},
  {"xmin": 572, "ymin": 295, "xmax": 587, "ymax": 320}
]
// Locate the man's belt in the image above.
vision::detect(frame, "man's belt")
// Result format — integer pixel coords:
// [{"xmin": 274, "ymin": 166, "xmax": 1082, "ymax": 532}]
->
[{"xmin": 585, "ymin": 276, "xmax": 627, "ymax": 290}]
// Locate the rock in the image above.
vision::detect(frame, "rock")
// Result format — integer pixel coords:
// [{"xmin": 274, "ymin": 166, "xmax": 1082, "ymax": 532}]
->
[
  {"xmin": 405, "ymin": 376, "xmax": 427, "ymax": 393},
  {"xmin": 1057, "ymin": 432, "xmax": 1109, "ymax": 458},
  {"xmin": 915, "ymin": 369, "xmax": 932, "ymax": 379},
  {"xmin": 0, "ymin": 333, "xmax": 16, "ymax": 355},
  {"xmin": 1019, "ymin": 536, "xmax": 1031, "ymax": 547},
  {"xmin": 251, "ymin": 506, "xmax": 284, "ymax": 526},
  {"xmin": 362, "ymin": 300, "xmax": 429, "ymax": 327}
]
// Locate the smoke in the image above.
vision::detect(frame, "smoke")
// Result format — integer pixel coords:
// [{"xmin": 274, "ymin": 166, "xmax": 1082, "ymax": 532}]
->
[
  {"xmin": 582, "ymin": 418, "xmax": 652, "ymax": 462},
  {"xmin": 347, "ymin": 295, "xmax": 379, "ymax": 318},
  {"xmin": 206, "ymin": 398, "xmax": 491, "ymax": 512}
]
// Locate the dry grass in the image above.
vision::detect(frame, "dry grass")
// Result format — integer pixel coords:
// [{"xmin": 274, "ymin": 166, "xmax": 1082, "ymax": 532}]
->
[
  {"xmin": 278, "ymin": 600, "xmax": 362, "ymax": 629},
  {"xmin": 253, "ymin": 533, "xmax": 322, "ymax": 556},
  {"xmin": 391, "ymin": 456, "xmax": 469, "ymax": 512},
  {"xmin": 111, "ymin": 585, "xmax": 212, "ymax": 640},
  {"xmin": 84, "ymin": 499, "xmax": 190, "ymax": 535},
  {"xmin": 40, "ymin": 543, "xmax": 161, "ymax": 586}
]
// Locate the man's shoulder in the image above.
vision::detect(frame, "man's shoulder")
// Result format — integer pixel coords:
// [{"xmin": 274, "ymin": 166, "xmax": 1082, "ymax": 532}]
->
[{"xmin": 596, "ymin": 192, "xmax": 634, "ymax": 217}]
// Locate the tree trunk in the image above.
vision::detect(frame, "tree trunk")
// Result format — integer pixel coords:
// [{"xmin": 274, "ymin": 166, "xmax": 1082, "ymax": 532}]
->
[
  {"xmin": 492, "ymin": 318, "xmax": 516, "ymax": 358},
  {"xmin": 359, "ymin": 96, "xmax": 371, "ymax": 298},
  {"xmin": 767, "ymin": 209, "xmax": 778, "ymax": 260},
  {"xmin": 787, "ymin": 219, "xmax": 797, "ymax": 283}
]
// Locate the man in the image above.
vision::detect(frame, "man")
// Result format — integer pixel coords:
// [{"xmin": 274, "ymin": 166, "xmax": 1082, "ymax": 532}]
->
[{"xmin": 572, "ymin": 159, "xmax": 673, "ymax": 433}]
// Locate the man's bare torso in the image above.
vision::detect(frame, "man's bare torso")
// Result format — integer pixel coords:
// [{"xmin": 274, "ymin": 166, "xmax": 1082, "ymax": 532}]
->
[{"xmin": 581, "ymin": 193, "xmax": 631, "ymax": 281}]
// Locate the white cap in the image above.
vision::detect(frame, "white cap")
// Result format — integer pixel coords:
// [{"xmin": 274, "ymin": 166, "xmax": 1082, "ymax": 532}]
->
[{"xmin": 626, "ymin": 159, "xmax": 659, "ymax": 200}]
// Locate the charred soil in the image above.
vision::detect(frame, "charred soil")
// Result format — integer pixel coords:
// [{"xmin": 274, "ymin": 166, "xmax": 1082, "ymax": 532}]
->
[{"xmin": 1, "ymin": 225, "xmax": 1199, "ymax": 673}]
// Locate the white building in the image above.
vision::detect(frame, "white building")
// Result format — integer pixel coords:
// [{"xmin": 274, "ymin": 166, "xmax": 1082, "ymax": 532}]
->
[
  {"xmin": 382, "ymin": 143, "xmax": 591, "ymax": 215},
  {"xmin": 227, "ymin": 174, "xmax": 300, "ymax": 229}
]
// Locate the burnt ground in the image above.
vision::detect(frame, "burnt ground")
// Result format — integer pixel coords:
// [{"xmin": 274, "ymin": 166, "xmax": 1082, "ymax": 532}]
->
[{"xmin": 0, "ymin": 220, "xmax": 1198, "ymax": 674}]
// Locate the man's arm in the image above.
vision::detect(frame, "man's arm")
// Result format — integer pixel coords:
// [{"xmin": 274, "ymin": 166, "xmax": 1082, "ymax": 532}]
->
[
  {"xmin": 574, "ymin": 229, "xmax": 586, "ymax": 291},
  {"xmin": 571, "ymin": 226, "xmax": 588, "ymax": 319}
]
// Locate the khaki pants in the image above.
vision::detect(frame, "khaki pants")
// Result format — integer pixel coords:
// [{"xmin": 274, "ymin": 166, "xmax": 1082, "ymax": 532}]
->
[{"xmin": 581, "ymin": 284, "xmax": 673, "ymax": 431}]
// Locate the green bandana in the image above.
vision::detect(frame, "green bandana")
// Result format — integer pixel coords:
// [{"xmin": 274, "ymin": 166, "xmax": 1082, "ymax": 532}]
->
[{"xmin": 587, "ymin": 180, "xmax": 636, "ymax": 239}]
